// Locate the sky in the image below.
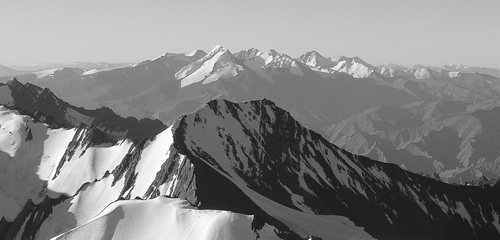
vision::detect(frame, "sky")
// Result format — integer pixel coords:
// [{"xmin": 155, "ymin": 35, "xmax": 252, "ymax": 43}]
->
[{"xmin": 1, "ymin": 0, "xmax": 499, "ymax": 68}]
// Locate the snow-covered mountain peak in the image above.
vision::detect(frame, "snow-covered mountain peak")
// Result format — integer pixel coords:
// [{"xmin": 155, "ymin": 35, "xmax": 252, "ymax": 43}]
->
[
  {"xmin": 330, "ymin": 55, "xmax": 371, "ymax": 66},
  {"xmin": 328, "ymin": 55, "xmax": 376, "ymax": 78},
  {"xmin": 442, "ymin": 63, "xmax": 472, "ymax": 70},
  {"xmin": 0, "ymin": 106, "xmax": 34, "ymax": 157},
  {"xmin": 233, "ymin": 48, "xmax": 262, "ymax": 60},
  {"xmin": 264, "ymin": 49, "xmax": 280, "ymax": 57},
  {"xmin": 205, "ymin": 44, "xmax": 228, "ymax": 58},
  {"xmin": 143, "ymin": 49, "xmax": 207, "ymax": 65},
  {"xmin": 410, "ymin": 67, "xmax": 432, "ymax": 79},
  {"xmin": 295, "ymin": 53, "xmax": 380, "ymax": 78},
  {"xmin": 375, "ymin": 63, "xmax": 412, "ymax": 78},
  {"xmin": 351, "ymin": 56, "xmax": 371, "ymax": 66},
  {"xmin": 185, "ymin": 49, "xmax": 207, "ymax": 57},
  {"xmin": 377, "ymin": 66, "xmax": 410, "ymax": 78},
  {"xmin": 174, "ymin": 45, "xmax": 246, "ymax": 87},
  {"xmin": 259, "ymin": 50, "xmax": 305, "ymax": 76},
  {"xmin": 234, "ymin": 48, "xmax": 306, "ymax": 79},
  {"xmin": 298, "ymin": 50, "xmax": 335, "ymax": 70},
  {"xmin": 384, "ymin": 63, "xmax": 409, "ymax": 70},
  {"xmin": 331, "ymin": 55, "xmax": 349, "ymax": 62}
]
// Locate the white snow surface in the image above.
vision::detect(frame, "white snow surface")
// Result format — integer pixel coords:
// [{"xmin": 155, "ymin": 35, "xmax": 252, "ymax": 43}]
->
[
  {"xmin": 175, "ymin": 45, "xmax": 244, "ymax": 88},
  {"xmin": 34, "ymin": 68, "xmax": 64, "ymax": 79},
  {"xmin": 0, "ymin": 107, "xmax": 130, "ymax": 223},
  {"xmin": 150, "ymin": 50, "xmax": 206, "ymax": 63},
  {"xmin": 298, "ymin": 51, "xmax": 335, "ymax": 70},
  {"xmin": 296, "ymin": 53, "xmax": 376, "ymax": 78},
  {"xmin": 238, "ymin": 49, "xmax": 275, "ymax": 84},
  {"xmin": 412, "ymin": 68, "xmax": 431, "ymax": 79},
  {"xmin": 51, "ymin": 197, "xmax": 279, "ymax": 240},
  {"xmin": 81, "ymin": 68, "xmax": 109, "ymax": 76},
  {"xmin": 130, "ymin": 126, "xmax": 174, "ymax": 198},
  {"xmin": 331, "ymin": 56, "xmax": 374, "ymax": 78}
]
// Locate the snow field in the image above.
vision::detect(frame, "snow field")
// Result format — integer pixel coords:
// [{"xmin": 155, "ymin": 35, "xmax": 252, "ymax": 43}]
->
[{"xmin": 51, "ymin": 197, "xmax": 279, "ymax": 240}]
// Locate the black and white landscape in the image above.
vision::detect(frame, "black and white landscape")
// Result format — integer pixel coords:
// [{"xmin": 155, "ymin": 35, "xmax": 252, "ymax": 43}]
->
[{"xmin": 2, "ymin": 44, "xmax": 500, "ymax": 240}]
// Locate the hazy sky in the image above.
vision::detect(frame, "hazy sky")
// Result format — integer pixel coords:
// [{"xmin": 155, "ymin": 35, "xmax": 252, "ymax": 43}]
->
[{"xmin": 2, "ymin": 0, "xmax": 499, "ymax": 68}]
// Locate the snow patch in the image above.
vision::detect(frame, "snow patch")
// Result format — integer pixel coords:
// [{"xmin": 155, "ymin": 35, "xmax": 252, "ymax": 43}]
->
[
  {"xmin": 130, "ymin": 127, "xmax": 174, "ymax": 198},
  {"xmin": 35, "ymin": 68, "xmax": 63, "ymax": 79},
  {"xmin": 492, "ymin": 209, "xmax": 500, "ymax": 233}
]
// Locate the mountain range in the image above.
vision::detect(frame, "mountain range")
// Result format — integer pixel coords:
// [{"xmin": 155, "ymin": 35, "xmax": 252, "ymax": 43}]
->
[
  {"xmin": 4, "ymin": 45, "xmax": 500, "ymax": 181},
  {"xmin": 2, "ymin": 45, "xmax": 500, "ymax": 239},
  {"xmin": 1, "ymin": 98, "xmax": 500, "ymax": 239}
]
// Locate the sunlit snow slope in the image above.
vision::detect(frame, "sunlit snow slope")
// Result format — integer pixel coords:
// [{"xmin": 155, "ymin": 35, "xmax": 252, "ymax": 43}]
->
[{"xmin": 51, "ymin": 197, "xmax": 280, "ymax": 240}]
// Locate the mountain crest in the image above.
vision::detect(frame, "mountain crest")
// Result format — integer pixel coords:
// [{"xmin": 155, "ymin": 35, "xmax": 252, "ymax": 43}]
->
[
  {"xmin": 298, "ymin": 50, "xmax": 335, "ymax": 70},
  {"xmin": 233, "ymin": 48, "xmax": 261, "ymax": 60},
  {"xmin": 174, "ymin": 45, "xmax": 247, "ymax": 88}
]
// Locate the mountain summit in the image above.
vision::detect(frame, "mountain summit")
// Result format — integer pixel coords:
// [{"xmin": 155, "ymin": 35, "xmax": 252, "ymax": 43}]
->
[{"xmin": 175, "ymin": 45, "xmax": 245, "ymax": 87}]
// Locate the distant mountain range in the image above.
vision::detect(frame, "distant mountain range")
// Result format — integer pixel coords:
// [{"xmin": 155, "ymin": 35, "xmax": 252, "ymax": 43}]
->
[
  {"xmin": 4, "ymin": 45, "xmax": 500, "ymax": 182},
  {"xmin": 327, "ymin": 99, "xmax": 500, "ymax": 183},
  {"xmin": 6, "ymin": 62, "xmax": 133, "ymax": 72},
  {"xmin": 0, "ymin": 65, "xmax": 31, "ymax": 77}
]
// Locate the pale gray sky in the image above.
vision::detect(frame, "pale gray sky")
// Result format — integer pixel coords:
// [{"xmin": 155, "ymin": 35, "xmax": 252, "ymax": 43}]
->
[{"xmin": 1, "ymin": 0, "xmax": 499, "ymax": 68}]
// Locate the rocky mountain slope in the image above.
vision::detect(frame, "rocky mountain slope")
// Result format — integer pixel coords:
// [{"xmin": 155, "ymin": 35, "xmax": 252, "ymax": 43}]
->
[
  {"xmin": 0, "ymin": 78, "xmax": 166, "ymax": 140},
  {"xmin": 0, "ymin": 65, "xmax": 30, "ymax": 78},
  {"xmin": 1, "ymin": 99, "xmax": 499, "ymax": 240},
  {"xmin": 327, "ymin": 99, "xmax": 500, "ymax": 183}
]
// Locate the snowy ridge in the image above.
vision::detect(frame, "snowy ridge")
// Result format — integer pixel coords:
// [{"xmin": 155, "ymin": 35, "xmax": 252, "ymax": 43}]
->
[
  {"xmin": 330, "ymin": 56, "xmax": 375, "ymax": 78},
  {"xmin": 235, "ymin": 48, "xmax": 304, "ymax": 79},
  {"xmin": 377, "ymin": 66, "xmax": 410, "ymax": 78},
  {"xmin": 295, "ymin": 52, "xmax": 377, "ymax": 78},
  {"xmin": 51, "ymin": 197, "xmax": 279, "ymax": 240},
  {"xmin": 297, "ymin": 51, "xmax": 335, "ymax": 71},
  {"xmin": 142, "ymin": 49, "xmax": 206, "ymax": 66},
  {"xmin": 175, "ymin": 45, "xmax": 245, "ymax": 88},
  {"xmin": 233, "ymin": 48, "xmax": 275, "ymax": 83}
]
